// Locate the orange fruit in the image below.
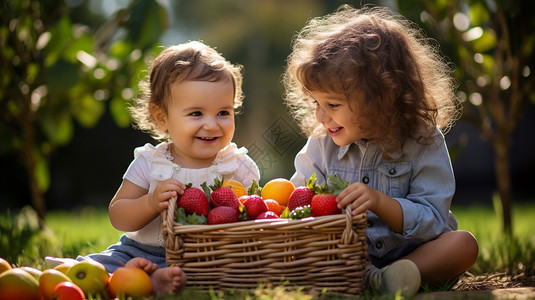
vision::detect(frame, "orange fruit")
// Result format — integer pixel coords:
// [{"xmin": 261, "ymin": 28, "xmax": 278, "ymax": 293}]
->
[
  {"xmin": 223, "ymin": 179, "xmax": 247, "ymax": 198},
  {"xmin": 261, "ymin": 178, "xmax": 295, "ymax": 206},
  {"xmin": 264, "ymin": 199, "xmax": 284, "ymax": 216},
  {"xmin": 108, "ymin": 267, "xmax": 152, "ymax": 298}
]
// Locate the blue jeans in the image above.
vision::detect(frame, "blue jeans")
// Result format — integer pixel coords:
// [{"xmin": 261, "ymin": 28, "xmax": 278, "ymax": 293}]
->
[{"xmin": 77, "ymin": 234, "xmax": 167, "ymax": 273}]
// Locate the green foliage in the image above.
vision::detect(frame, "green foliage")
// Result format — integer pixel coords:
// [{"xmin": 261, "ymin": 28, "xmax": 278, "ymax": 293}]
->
[
  {"xmin": 0, "ymin": 206, "xmax": 41, "ymax": 265},
  {"xmin": 175, "ymin": 207, "xmax": 207, "ymax": 225},
  {"xmin": 0, "ymin": 0, "xmax": 169, "ymax": 219}
]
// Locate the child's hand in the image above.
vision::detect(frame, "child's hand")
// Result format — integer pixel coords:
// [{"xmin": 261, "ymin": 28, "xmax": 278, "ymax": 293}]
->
[
  {"xmin": 148, "ymin": 179, "xmax": 186, "ymax": 214},
  {"xmin": 336, "ymin": 182, "xmax": 381, "ymax": 216}
]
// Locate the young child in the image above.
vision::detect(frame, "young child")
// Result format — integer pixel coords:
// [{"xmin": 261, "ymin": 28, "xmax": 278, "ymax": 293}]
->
[
  {"xmin": 47, "ymin": 41, "xmax": 260, "ymax": 295},
  {"xmin": 283, "ymin": 5, "xmax": 478, "ymax": 296}
]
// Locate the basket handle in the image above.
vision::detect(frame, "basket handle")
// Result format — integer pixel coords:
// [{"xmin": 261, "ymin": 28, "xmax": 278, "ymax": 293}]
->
[
  {"xmin": 340, "ymin": 208, "xmax": 358, "ymax": 245},
  {"xmin": 162, "ymin": 195, "xmax": 178, "ymax": 245}
]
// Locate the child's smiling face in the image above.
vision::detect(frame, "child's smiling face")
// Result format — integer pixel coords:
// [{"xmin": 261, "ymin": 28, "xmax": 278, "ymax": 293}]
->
[
  {"xmin": 309, "ymin": 90, "xmax": 364, "ymax": 146},
  {"xmin": 153, "ymin": 79, "xmax": 236, "ymax": 168}
]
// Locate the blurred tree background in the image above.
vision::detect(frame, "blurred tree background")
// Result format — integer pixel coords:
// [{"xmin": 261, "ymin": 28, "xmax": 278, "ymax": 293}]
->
[{"xmin": 1, "ymin": 0, "xmax": 534, "ymax": 232}]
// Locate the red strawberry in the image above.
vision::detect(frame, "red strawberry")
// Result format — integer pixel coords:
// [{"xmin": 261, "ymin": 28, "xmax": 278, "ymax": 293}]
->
[
  {"xmin": 311, "ymin": 194, "xmax": 340, "ymax": 216},
  {"xmin": 207, "ymin": 206, "xmax": 239, "ymax": 224},
  {"xmin": 203, "ymin": 179, "xmax": 240, "ymax": 209},
  {"xmin": 288, "ymin": 187, "xmax": 315, "ymax": 211},
  {"xmin": 310, "ymin": 174, "xmax": 349, "ymax": 217},
  {"xmin": 288, "ymin": 173, "xmax": 317, "ymax": 211},
  {"xmin": 242, "ymin": 195, "xmax": 268, "ymax": 220},
  {"xmin": 256, "ymin": 211, "xmax": 280, "ymax": 220},
  {"xmin": 177, "ymin": 185, "xmax": 209, "ymax": 216}
]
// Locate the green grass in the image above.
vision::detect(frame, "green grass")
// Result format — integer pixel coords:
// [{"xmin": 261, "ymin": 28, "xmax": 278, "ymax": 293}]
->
[
  {"xmin": 1, "ymin": 203, "xmax": 534, "ymax": 299},
  {"xmin": 452, "ymin": 203, "xmax": 535, "ymax": 275}
]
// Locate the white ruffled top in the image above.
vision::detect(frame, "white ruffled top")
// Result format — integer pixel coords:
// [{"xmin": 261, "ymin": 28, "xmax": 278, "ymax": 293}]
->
[{"xmin": 124, "ymin": 142, "xmax": 260, "ymax": 247}]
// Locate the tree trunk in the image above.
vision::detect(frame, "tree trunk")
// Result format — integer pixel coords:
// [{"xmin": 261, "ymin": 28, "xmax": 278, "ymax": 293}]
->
[
  {"xmin": 493, "ymin": 135, "xmax": 513, "ymax": 235},
  {"xmin": 21, "ymin": 113, "xmax": 46, "ymax": 228}
]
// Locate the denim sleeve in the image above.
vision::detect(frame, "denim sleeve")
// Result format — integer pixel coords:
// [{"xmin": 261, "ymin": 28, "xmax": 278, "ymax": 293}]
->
[
  {"xmin": 396, "ymin": 134, "xmax": 458, "ymax": 242},
  {"xmin": 290, "ymin": 137, "xmax": 329, "ymax": 186}
]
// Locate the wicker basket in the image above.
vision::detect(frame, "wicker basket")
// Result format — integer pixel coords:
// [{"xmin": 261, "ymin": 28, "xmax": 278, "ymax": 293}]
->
[{"xmin": 162, "ymin": 196, "xmax": 368, "ymax": 295}]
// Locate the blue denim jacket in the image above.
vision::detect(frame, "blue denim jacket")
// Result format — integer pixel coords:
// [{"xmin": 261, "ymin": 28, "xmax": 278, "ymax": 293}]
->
[{"xmin": 290, "ymin": 128, "xmax": 458, "ymax": 263}]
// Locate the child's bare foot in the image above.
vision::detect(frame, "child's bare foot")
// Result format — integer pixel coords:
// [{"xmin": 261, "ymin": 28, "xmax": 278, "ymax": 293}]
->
[
  {"xmin": 150, "ymin": 266, "xmax": 187, "ymax": 295},
  {"xmin": 124, "ymin": 257, "xmax": 158, "ymax": 274}
]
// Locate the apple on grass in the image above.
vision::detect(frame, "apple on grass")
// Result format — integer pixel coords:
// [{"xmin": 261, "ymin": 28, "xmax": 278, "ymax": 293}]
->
[
  {"xmin": 39, "ymin": 269, "xmax": 72, "ymax": 300},
  {"xmin": 54, "ymin": 281, "xmax": 85, "ymax": 300},
  {"xmin": 0, "ymin": 257, "xmax": 12, "ymax": 275},
  {"xmin": 66, "ymin": 260, "xmax": 109, "ymax": 297},
  {"xmin": 0, "ymin": 268, "xmax": 40, "ymax": 300}
]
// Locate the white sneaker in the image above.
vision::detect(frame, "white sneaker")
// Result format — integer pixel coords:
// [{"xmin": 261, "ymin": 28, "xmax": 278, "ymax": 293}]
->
[{"xmin": 365, "ymin": 259, "xmax": 421, "ymax": 296}]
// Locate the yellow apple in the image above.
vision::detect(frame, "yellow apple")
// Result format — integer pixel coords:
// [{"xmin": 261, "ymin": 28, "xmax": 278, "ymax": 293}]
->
[
  {"xmin": 66, "ymin": 260, "xmax": 109, "ymax": 297},
  {"xmin": 108, "ymin": 267, "xmax": 152, "ymax": 298},
  {"xmin": 19, "ymin": 266, "xmax": 42, "ymax": 281},
  {"xmin": 39, "ymin": 269, "xmax": 72, "ymax": 300},
  {"xmin": 0, "ymin": 268, "xmax": 40, "ymax": 300},
  {"xmin": 53, "ymin": 260, "xmax": 77, "ymax": 275},
  {"xmin": 0, "ymin": 257, "xmax": 12, "ymax": 275}
]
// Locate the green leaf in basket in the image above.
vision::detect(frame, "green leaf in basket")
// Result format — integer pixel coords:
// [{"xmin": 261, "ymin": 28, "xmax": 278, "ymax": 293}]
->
[
  {"xmin": 175, "ymin": 207, "xmax": 207, "ymax": 225},
  {"xmin": 280, "ymin": 206, "xmax": 290, "ymax": 219}
]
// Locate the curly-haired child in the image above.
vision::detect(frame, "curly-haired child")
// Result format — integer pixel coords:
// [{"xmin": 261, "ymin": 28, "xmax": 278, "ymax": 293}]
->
[{"xmin": 284, "ymin": 5, "xmax": 478, "ymax": 296}]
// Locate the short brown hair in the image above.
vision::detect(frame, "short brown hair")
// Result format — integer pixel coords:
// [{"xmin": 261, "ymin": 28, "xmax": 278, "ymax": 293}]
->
[{"xmin": 130, "ymin": 41, "xmax": 244, "ymax": 140}]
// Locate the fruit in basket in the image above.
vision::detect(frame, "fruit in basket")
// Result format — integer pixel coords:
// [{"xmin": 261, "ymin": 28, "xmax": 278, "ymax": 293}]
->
[
  {"xmin": 256, "ymin": 211, "xmax": 280, "ymax": 219},
  {"xmin": 222, "ymin": 179, "xmax": 247, "ymax": 198},
  {"xmin": 289, "ymin": 205, "xmax": 312, "ymax": 219},
  {"xmin": 39, "ymin": 269, "xmax": 72, "ymax": 300},
  {"xmin": 241, "ymin": 195, "xmax": 268, "ymax": 220},
  {"xmin": 53, "ymin": 281, "xmax": 85, "ymax": 300},
  {"xmin": 288, "ymin": 174, "xmax": 317, "ymax": 211},
  {"xmin": 264, "ymin": 199, "xmax": 284, "ymax": 216},
  {"xmin": 108, "ymin": 267, "xmax": 152, "ymax": 298},
  {"xmin": 204, "ymin": 178, "xmax": 240, "ymax": 209},
  {"xmin": 66, "ymin": 260, "xmax": 109, "ymax": 297},
  {"xmin": 310, "ymin": 174, "xmax": 349, "ymax": 216},
  {"xmin": 177, "ymin": 184, "xmax": 209, "ymax": 216},
  {"xmin": 261, "ymin": 178, "xmax": 295, "ymax": 206},
  {"xmin": 0, "ymin": 257, "xmax": 12, "ymax": 275},
  {"xmin": 0, "ymin": 268, "xmax": 40, "ymax": 300},
  {"xmin": 207, "ymin": 206, "xmax": 240, "ymax": 224}
]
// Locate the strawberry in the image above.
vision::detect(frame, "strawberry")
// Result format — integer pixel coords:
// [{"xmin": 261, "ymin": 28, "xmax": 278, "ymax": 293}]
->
[
  {"xmin": 288, "ymin": 173, "xmax": 317, "ymax": 211},
  {"xmin": 310, "ymin": 174, "xmax": 349, "ymax": 217},
  {"xmin": 256, "ymin": 211, "xmax": 280, "ymax": 220},
  {"xmin": 207, "ymin": 206, "xmax": 239, "ymax": 224},
  {"xmin": 241, "ymin": 195, "xmax": 268, "ymax": 220},
  {"xmin": 177, "ymin": 184, "xmax": 209, "ymax": 217},
  {"xmin": 203, "ymin": 178, "xmax": 240, "ymax": 209}
]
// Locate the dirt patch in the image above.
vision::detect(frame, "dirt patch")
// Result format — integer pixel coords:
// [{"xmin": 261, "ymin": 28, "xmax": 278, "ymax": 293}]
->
[
  {"xmin": 453, "ymin": 272, "xmax": 535, "ymax": 291},
  {"xmin": 416, "ymin": 272, "xmax": 535, "ymax": 300}
]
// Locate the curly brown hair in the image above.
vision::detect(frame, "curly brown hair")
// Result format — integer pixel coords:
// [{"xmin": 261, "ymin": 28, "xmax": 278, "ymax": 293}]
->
[
  {"xmin": 283, "ymin": 5, "xmax": 460, "ymax": 156},
  {"xmin": 130, "ymin": 41, "xmax": 244, "ymax": 140}
]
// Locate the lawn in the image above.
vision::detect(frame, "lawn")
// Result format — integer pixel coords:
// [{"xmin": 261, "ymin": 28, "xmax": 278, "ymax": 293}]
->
[{"xmin": 1, "ymin": 202, "xmax": 534, "ymax": 298}]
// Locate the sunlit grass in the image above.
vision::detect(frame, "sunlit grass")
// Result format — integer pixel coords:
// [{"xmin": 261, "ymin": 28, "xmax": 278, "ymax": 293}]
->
[
  {"xmin": 453, "ymin": 203, "xmax": 535, "ymax": 275},
  {"xmin": 1, "ymin": 202, "xmax": 534, "ymax": 298},
  {"xmin": 45, "ymin": 207, "xmax": 123, "ymax": 258}
]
